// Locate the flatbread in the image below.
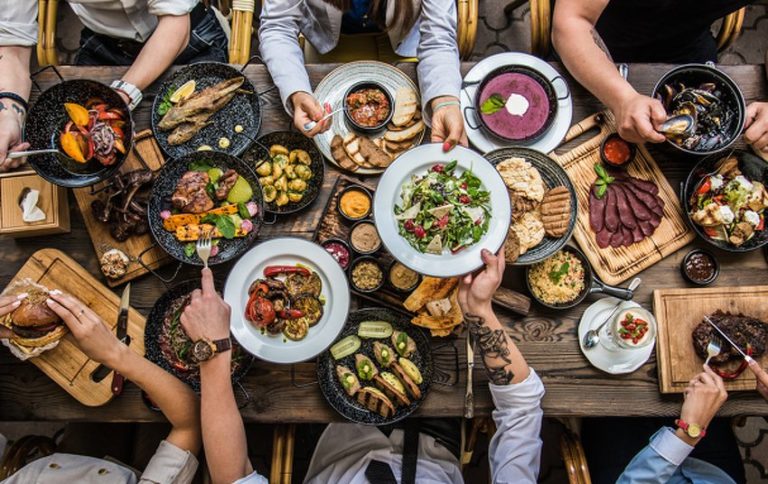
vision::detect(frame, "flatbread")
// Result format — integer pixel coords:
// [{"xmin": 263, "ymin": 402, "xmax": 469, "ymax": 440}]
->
[
  {"xmin": 510, "ymin": 192, "xmax": 539, "ymax": 221},
  {"xmin": 384, "ymin": 120, "xmax": 424, "ymax": 143},
  {"xmin": 511, "ymin": 211, "xmax": 545, "ymax": 255},
  {"xmin": 403, "ymin": 277, "xmax": 459, "ymax": 312},
  {"xmin": 392, "ymin": 87, "xmax": 418, "ymax": 127},
  {"xmin": 496, "ymin": 157, "xmax": 545, "ymax": 203}
]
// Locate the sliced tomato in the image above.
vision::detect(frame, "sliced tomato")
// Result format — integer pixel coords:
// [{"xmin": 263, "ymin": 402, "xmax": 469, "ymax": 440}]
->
[
  {"xmin": 703, "ymin": 226, "xmax": 720, "ymax": 238},
  {"xmin": 697, "ymin": 178, "xmax": 712, "ymax": 195},
  {"xmin": 758, "ymin": 215, "xmax": 765, "ymax": 231}
]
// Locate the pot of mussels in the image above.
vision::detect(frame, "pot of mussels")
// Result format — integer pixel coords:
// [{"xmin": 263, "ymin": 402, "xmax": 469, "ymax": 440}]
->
[{"xmin": 652, "ymin": 63, "xmax": 746, "ymax": 156}]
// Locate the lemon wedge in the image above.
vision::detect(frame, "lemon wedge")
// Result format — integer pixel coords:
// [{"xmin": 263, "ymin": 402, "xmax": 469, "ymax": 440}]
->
[{"xmin": 170, "ymin": 80, "xmax": 196, "ymax": 103}]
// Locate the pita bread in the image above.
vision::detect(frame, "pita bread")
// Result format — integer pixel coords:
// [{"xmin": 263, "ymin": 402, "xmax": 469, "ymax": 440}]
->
[
  {"xmin": 511, "ymin": 211, "xmax": 545, "ymax": 254},
  {"xmin": 496, "ymin": 157, "xmax": 545, "ymax": 203},
  {"xmin": 392, "ymin": 87, "xmax": 418, "ymax": 127},
  {"xmin": 410, "ymin": 288, "xmax": 463, "ymax": 336},
  {"xmin": 403, "ymin": 277, "xmax": 459, "ymax": 312}
]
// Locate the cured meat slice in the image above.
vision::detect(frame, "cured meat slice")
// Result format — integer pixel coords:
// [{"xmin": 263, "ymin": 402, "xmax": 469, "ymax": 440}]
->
[
  {"xmin": 621, "ymin": 226, "xmax": 634, "ymax": 247},
  {"xmin": 589, "ymin": 185, "xmax": 606, "ymax": 232},
  {"xmin": 627, "ymin": 177, "xmax": 659, "ymax": 196},
  {"xmin": 609, "ymin": 230, "xmax": 624, "ymax": 248},
  {"xmin": 613, "ymin": 184, "xmax": 638, "ymax": 229},
  {"xmin": 604, "ymin": 185, "xmax": 620, "ymax": 233},
  {"xmin": 649, "ymin": 214, "xmax": 661, "ymax": 228},
  {"xmin": 631, "ymin": 225, "xmax": 645, "ymax": 243},
  {"xmin": 596, "ymin": 227, "xmax": 613, "ymax": 248},
  {"xmin": 631, "ymin": 186, "xmax": 660, "ymax": 211},
  {"xmin": 620, "ymin": 184, "xmax": 653, "ymax": 221},
  {"xmin": 638, "ymin": 220, "xmax": 654, "ymax": 236}
]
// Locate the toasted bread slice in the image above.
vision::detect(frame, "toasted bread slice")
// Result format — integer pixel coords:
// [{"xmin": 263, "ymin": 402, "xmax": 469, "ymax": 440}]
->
[
  {"xmin": 358, "ymin": 136, "xmax": 391, "ymax": 168},
  {"xmin": 392, "ymin": 362, "xmax": 422, "ymax": 400},
  {"xmin": 384, "ymin": 120, "xmax": 424, "ymax": 143},
  {"xmin": 392, "ymin": 87, "xmax": 418, "ymax": 127},
  {"xmin": 356, "ymin": 387, "xmax": 396, "ymax": 418},
  {"xmin": 331, "ymin": 134, "xmax": 359, "ymax": 172},
  {"xmin": 403, "ymin": 276, "xmax": 459, "ymax": 312},
  {"xmin": 374, "ymin": 373, "xmax": 411, "ymax": 406}
]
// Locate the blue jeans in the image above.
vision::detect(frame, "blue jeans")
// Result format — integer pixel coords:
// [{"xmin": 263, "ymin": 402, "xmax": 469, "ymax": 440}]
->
[{"xmin": 74, "ymin": 7, "xmax": 228, "ymax": 66}]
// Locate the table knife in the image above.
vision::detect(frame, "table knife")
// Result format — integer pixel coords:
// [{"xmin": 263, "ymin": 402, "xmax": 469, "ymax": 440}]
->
[
  {"xmin": 464, "ymin": 332, "xmax": 474, "ymax": 419},
  {"xmin": 111, "ymin": 284, "xmax": 131, "ymax": 395},
  {"xmin": 704, "ymin": 315, "xmax": 749, "ymax": 359}
]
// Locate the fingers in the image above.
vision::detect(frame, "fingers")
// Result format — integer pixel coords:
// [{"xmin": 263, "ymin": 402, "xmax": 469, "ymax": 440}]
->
[
  {"xmin": 744, "ymin": 103, "xmax": 768, "ymax": 146},
  {"xmin": 758, "ymin": 381, "xmax": 768, "ymax": 401},
  {"xmin": 48, "ymin": 290, "xmax": 99, "ymax": 326},
  {"xmin": 480, "ymin": 249, "xmax": 497, "ymax": 272},
  {"xmin": 649, "ymin": 99, "xmax": 668, "ymax": 127},
  {"xmin": 747, "ymin": 357, "xmax": 768, "ymax": 388},
  {"xmin": 201, "ymin": 268, "xmax": 215, "ymax": 295},
  {"xmin": 745, "ymin": 102, "xmax": 759, "ymax": 129},
  {"xmin": 752, "ymin": 133, "xmax": 768, "ymax": 152},
  {"xmin": 637, "ymin": 106, "xmax": 666, "ymax": 143},
  {"xmin": 495, "ymin": 248, "xmax": 506, "ymax": 275},
  {"xmin": 0, "ymin": 293, "xmax": 26, "ymax": 312},
  {"xmin": 703, "ymin": 364, "xmax": 726, "ymax": 394},
  {"xmin": 442, "ymin": 116, "xmax": 464, "ymax": 153},
  {"xmin": 45, "ymin": 297, "xmax": 84, "ymax": 333}
]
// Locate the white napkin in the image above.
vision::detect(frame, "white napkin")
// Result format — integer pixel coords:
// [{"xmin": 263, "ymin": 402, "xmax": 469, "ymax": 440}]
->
[{"xmin": 20, "ymin": 188, "xmax": 46, "ymax": 223}]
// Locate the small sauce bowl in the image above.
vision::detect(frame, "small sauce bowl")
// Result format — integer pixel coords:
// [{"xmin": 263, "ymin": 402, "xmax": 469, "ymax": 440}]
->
[
  {"xmin": 681, "ymin": 248, "xmax": 720, "ymax": 286},
  {"xmin": 337, "ymin": 184, "xmax": 373, "ymax": 223},
  {"xmin": 600, "ymin": 133, "xmax": 637, "ymax": 168},
  {"xmin": 343, "ymin": 81, "xmax": 394, "ymax": 134}
]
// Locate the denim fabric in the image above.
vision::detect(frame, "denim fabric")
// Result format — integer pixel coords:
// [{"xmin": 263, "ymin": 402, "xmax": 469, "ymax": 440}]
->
[{"xmin": 75, "ymin": 8, "xmax": 227, "ymax": 66}]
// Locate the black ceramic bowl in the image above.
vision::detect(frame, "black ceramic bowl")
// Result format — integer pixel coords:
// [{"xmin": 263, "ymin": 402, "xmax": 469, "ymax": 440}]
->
[
  {"xmin": 336, "ymin": 184, "xmax": 373, "ymax": 223},
  {"xmin": 316, "ymin": 307, "xmax": 432, "ymax": 425},
  {"xmin": 484, "ymin": 146, "xmax": 577, "ymax": 265},
  {"xmin": 474, "ymin": 65, "xmax": 558, "ymax": 144},
  {"xmin": 343, "ymin": 81, "xmax": 394, "ymax": 134},
  {"xmin": 682, "ymin": 149, "xmax": 768, "ymax": 252},
  {"xmin": 26, "ymin": 79, "xmax": 134, "ymax": 188},
  {"xmin": 349, "ymin": 255, "xmax": 385, "ymax": 293},
  {"xmin": 321, "ymin": 238, "xmax": 352, "ymax": 270},
  {"xmin": 681, "ymin": 249, "xmax": 720, "ymax": 286},
  {"xmin": 600, "ymin": 133, "xmax": 637, "ymax": 168},
  {"xmin": 148, "ymin": 150, "xmax": 263, "ymax": 265},
  {"xmin": 151, "ymin": 62, "xmax": 262, "ymax": 159},
  {"xmin": 652, "ymin": 63, "xmax": 745, "ymax": 156},
  {"xmin": 144, "ymin": 279, "xmax": 254, "ymax": 392},
  {"xmin": 242, "ymin": 131, "xmax": 324, "ymax": 215},
  {"xmin": 349, "ymin": 219, "xmax": 381, "ymax": 255},
  {"xmin": 387, "ymin": 259, "xmax": 421, "ymax": 293}
]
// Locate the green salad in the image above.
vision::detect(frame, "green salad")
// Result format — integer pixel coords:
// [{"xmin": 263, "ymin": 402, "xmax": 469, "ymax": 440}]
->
[{"xmin": 394, "ymin": 161, "xmax": 491, "ymax": 254}]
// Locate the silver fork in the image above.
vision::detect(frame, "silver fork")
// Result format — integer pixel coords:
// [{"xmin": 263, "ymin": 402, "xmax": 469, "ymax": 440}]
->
[
  {"xmin": 704, "ymin": 337, "xmax": 722, "ymax": 366},
  {"xmin": 196, "ymin": 230, "xmax": 212, "ymax": 268}
]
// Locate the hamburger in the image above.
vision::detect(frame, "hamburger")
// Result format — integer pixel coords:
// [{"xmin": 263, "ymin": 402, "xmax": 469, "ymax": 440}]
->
[{"xmin": 1, "ymin": 279, "xmax": 67, "ymax": 350}]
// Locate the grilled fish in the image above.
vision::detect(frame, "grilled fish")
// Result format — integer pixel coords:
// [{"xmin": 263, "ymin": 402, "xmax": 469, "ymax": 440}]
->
[{"xmin": 159, "ymin": 77, "xmax": 244, "ymax": 130}]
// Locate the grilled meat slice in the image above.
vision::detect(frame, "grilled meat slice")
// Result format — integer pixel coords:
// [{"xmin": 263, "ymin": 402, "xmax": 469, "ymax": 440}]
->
[
  {"xmin": 172, "ymin": 171, "xmax": 213, "ymax": 213},
  {"xmin": 692, "ymin": 310, "xmax": 768, "ymax": 364},
  {"xmin": 215, "ymin": 169, "xmax": 238, "ymax": 200},
  {"xmin": 356, "ymin": 387, "xmax": 395, "ymax": 418}
]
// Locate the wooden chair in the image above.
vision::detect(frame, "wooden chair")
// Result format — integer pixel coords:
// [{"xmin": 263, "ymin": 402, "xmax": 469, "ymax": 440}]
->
[
  {"xmin": 270, "ymin": 424, "xmax": 295, "ymax": 484},
  {"xmin": 521, "ymin": 0, "xmax": 747, "ymax": 59},
  {"xmin": 0, "ymin": 435, "xmax": 57, "ymax": 479},
  {"xmin": 560, "ymin": 425, "xmax": 592, "ymax": 484}
]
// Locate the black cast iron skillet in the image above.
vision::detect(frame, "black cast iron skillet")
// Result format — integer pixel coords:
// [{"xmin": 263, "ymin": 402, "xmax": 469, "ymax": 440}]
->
[
  {"xmin": 148, "ymin": 150, "xmax": 263, "ymax": 266},
  {"xmin": 241, "ymin": 131, "xmax": 325, "ymax": 216},
  {"xmin": 472, "ymin": 65, "xmax": 559, "ymax": 144},
  {"xmin": 317, "ymin": 307, "xmax": 432, "ymax": 426},
  {"xmin": 144, "ymin": 279, "xmax": 254, "ymax": 392},
  {"xmin": 525, "ymin": 245, "xmax": 635, "ymax": 310},
  {"xmin": 26, "ymin": 79, "xmax": 134, "ymax": 188},
  {"xmin": 682, "ymin": 149, "xmax": 768, "ymax": 253},
  {"xmin": 151, "ymin": 62, "xmax": 262, "ymax": 159}
]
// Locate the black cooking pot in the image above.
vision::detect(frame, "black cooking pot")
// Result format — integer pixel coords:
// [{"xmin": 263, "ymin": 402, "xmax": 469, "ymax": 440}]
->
[
  {"xmin": 26, "ymin": 79, "xmax": 134, "ymax": 188},
  {"xmin": 652, "ymin": 63, "xmax": 746, "ymax": 156},
  {"xmin": 470, "ymin": 65, "xmax": 561, "ymax": 144},
  {"xmin": 525, "ymin": 245, "xmax": 635, "ymax": 310}
]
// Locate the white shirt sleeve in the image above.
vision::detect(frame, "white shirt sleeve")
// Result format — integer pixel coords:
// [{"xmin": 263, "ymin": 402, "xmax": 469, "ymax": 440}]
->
[
  {"xmin": 488, "ymin": 369, "xmax": 546, "ymax": 484},
  {"xmin": 0, "ymin": 1, "xmax": 38, "ymax": 46},
  {"xmin": 139, "ymin": 440, "xmax": 199, "ymax": 484},
  {"xmin": 147, "ymin": 0, "xmax": 198, "ymax": 17}
]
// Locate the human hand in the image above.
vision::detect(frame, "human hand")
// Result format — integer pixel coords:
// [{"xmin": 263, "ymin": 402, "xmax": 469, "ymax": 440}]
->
[
  {"xmin": 458, "ymin": 249, "xmax": 505, "ymax": 316},
  {"xmin": 45, "ymin": 290, "xmax": 125, "ymax": 367},
  {"xmin": 746, "ymin": 356, "xmax": 768, "ymax": 402},
  {"xmin": 610, "ymin": 92, "xmax": 667, "ymax": 144},
  {"xmin": 430, "ymin": 96, "xmax": 467, "ymax": 152},
  {"xmin": 679, "ymin": 365, "xmax": 728, "ymax": 442},
  {"xmin": 291, "ymin": 91, "xmax": 330, "ymax": 138},
  {"xmin": 0, "ymin": 293, "xmax": 28, "ymax": 339},
  {"xmin": 0, "ymin": 106, "xmax": 30, "ymax": 172},
  {"xmin": 744, "ymin": 102, "xmax": 768, "ymax": 152},
  {"xmin": 180, "ymin": 268, "xmax": 231, "ymax": 342}
]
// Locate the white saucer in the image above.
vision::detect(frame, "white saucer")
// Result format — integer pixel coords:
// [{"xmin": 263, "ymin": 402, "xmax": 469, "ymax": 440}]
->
[
  {"xmin": 578, "ymin": 298, "xmax": 655, "ymax": 375},
  {"xmin": 460, "ymin": 52, "xmax": 573, "ymax": 155}
]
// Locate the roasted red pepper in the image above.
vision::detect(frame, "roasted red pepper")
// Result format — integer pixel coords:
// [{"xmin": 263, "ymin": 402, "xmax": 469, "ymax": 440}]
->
[
  {"xmin": 709, "ymin": 344, "xmax": 753, "ymax": 380},
  {"xmin": 278, "ymin": 309, "xmax": 304, "ymax": 320},
  {"xmin": 697, "ymin": 179, "xmax": 712, "ymax": 195},
  {"xmin": 245, "ymin": 291, "xmax": 276, "ymax": 327},
  {"xmin": 263, "ymin": 265, "xmax": 310, "ymax": 278}
]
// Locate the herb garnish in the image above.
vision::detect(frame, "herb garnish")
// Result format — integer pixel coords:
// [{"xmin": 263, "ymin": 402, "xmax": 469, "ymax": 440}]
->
[
  {"xmin": 157, "ymin": 87, "xmax": 174, "ymax": 116},
  {"xmin": 594, "ymin": 163, "xmax": 615, "ymax": 199},
  {"xmin": 548, "ymin": 262, "xmax": 570, "ymax": 284},
  {"xmin": 201, "ymin": 213, "xmax": 236, "ymax": 239},
  {"xmin": 480, "ymin": 94, "xmax": 505, "ymax": 115}
]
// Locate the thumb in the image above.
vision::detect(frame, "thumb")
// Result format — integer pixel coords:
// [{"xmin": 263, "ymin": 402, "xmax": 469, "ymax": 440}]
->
[
  {"xmin": 0, "ymin": 132, "xmax": 12, "ymax": 165},
  {"xmin": 305, "ymin": 98, "xmax": 324, "ymax": 122},
  {"xmin": 650, "ymin": 99, "xmax": 668, "ymax": 126},
  {"xmin": 747, "ymin": 356, "xmax": 768, "ymax": 388},
  {"xmin": 201, "ymin": 268, "xmax": 216, "ymax": 295},
  {"xmin": 745, "ymin": 103, "xmax": 759, "ymax": 128}
]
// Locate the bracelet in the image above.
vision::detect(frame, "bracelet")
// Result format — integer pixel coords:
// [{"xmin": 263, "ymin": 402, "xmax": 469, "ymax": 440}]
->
[
  {"xmin": 432, "ymin": 99, "xmax": 461, "ymax": 113},
  {"xmin": 0, "ymin": 92, "xmax": 28, "ymax": 113}
]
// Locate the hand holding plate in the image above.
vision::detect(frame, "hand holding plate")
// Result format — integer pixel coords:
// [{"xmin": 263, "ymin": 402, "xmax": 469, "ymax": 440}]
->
[
  {"xmin": 430, "ymin": 96, "xmax": 467, "ymax": 151},
  {"xmin": 458, "ymin": 249, "xmax": 505, "ymax": 316}
]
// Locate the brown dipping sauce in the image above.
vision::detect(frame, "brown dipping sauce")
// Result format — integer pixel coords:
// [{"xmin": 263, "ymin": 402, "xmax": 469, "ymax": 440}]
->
[{"xmin": 683, "ymin": 251, "xmax": 717, "ymax": 283}]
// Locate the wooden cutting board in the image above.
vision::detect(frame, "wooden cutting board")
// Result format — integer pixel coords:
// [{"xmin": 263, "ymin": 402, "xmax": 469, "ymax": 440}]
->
[
  {"xmin": 654, "ymin": 285, "xmax": 768, "ymax": 393},
  {"xmin": 3, "ymin": 249, "xmax": 146, "ymax": 406},
  {"xmin": 549, "ymin": 112, "xmax": 694, "ymax": 285},
  {"xmin": 73, "ymin": 130, "xmax": 171, "ymax": 287}
]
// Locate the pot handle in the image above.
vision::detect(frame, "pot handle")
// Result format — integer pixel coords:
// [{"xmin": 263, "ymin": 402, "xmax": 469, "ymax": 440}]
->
[
  {"xmin": 463, "ymin": 105, "xmax": 481, "ymax": 130},
  {"xmin": 262, "ymin": 211, "xmax": 277, "ymax": 225},
  {"xmin": 551, "ymin": 75, "xmax": 571, "ymax": 101},
  {"xmin": 591, "ymin": 276, "xmax": 638, "ymax": 300},
  {"xmin": 29, "ymin": 65, "xmax": 64, "ymax": 93}
]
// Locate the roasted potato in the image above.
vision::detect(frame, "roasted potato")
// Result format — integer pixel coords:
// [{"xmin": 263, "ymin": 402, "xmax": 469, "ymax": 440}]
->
[
  {"xmin": 263, "ymin": 185, "xmax": 277, "ymax": 202},
  {"xmin": 274, "ymin": 175, "xmax": 288, "ymax": 192},
  {"xmin": 284, "ymin": 164, "xmax": 297, "ymax": 179},
  {"xmin": 288, "ymin": 179, "xmax": 307, "ymax": 192},
  {"xmin": 259, "ymin": 175, "xmax": 274, "ymax": 186},
  {"xmin": 270, "ymin": 144, "xmax": 289, "ymax": 157},
  {"xmin": 290, "ymin": 149, "xmax": 311, "ymax": 165},
  {"xmin": 294, "ymin": 164, "xmax": 312, "ymax": 180},
  {"xmin": 271, "ymin": 163, "xmax": 283, "ymax": 179},
  {"xmin": 256, "ymin": 161, "xmax": 272, "ymax": 177},
  {"xmin": 275, "ymin": 192, "xmax": 290, "ymax": 207},
  {"xmin": 288, "ymin": 191, "xmax": 304, "ymax": 203}
]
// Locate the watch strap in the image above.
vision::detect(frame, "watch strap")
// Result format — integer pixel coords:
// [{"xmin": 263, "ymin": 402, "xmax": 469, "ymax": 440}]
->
[
  {"xmin": 213, "ymin": 337, "xmax": 232, "ymax": 354},
  {"xmin": 110, "ymin": 80, "xmax": 143, "ymax": 111},
  {"xmin": 675, "ymin": 419, "xmax": 707, "ymax": 438},
  {"xmin": 0, "ymin": 92, "xmax": 29, "ymax": 113}
]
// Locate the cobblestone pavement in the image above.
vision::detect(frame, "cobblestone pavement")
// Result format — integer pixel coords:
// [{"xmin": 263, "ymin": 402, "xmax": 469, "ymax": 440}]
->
[{"xmin": 37, "ymin": 2, "xmax": 768, "ymax": 482}]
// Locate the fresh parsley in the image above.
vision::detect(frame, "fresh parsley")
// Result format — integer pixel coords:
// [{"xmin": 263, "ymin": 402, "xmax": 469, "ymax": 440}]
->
[
  {"xmin": 480, "ymin": 94, "xmax": 505, "ymax": 115},
  {"xmin": 157, "ymin": 87, "xmax": 174, "ymax": 116},
  {"xmin": 548, "ymin": 262, "xmax": 570, "ymax": 284},
  {"xmin": 184, "ymin": 242, "xmax": 196, "ymax": 258}
]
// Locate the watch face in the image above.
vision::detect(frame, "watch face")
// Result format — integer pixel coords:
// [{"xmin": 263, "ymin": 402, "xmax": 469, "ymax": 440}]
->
[
  {"xmin": 687, "ymin": 424, "xmax": 702, "ymax": 438},
  {"xmin": 192, "ymin": 340, "xmax": 214, "ymax": 362}
]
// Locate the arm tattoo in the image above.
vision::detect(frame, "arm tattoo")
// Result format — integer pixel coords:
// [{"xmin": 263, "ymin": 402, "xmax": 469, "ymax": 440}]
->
[
  {"xmin": 590, "ymin": 28, "xmax": 613, "ymax": 62},
  {"xmin": 466, "ymin": 314, "xmax": 515, "ymax": 385},
  {"xmin": 0, "ymin": 101, "xmax": 5, "ymax": 112},
  {"xmin": 11, "ymin": 103, "xmax": 23, "ymax": 116}
]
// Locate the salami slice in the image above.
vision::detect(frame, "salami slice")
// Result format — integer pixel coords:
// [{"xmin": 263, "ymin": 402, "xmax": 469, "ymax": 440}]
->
[
  {"xmin": 631, "ymin": 185, "xmax": 660, "ymax": 211},
  {"xmin": 627, "ymin": 177, "xmax": 659, "ymax": 196},
  {"xmin": 631, "ymin": 225, "xmax": 645, "ymax": 243},
  {"xmin": 649, "ymin": 214, "xmax": 661, "ymax": 228},
  {"xmin": 621, "ymin": 226, "xmax": 634, "ymax": 247},
  {"xmin": 589, "ymin": 185, "xmax": 606, "ymax": 233},
  {"xmin": 613, "ymin": 184, "xmax": 638, "ymax": 229},
  {"xmin": 604, "ymin": 185, "xmax": 620, "ymax": 233}
]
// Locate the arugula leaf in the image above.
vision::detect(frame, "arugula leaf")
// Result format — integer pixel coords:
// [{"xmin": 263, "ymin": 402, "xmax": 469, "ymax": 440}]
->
[
  {"xmin": 480, "ymin": 94, "xmax": 505, "ymax": 115},
  {"xmin": 596, "ymin": 184, "xmax": 608, "ymax": 198},
  {"xmin": 189, "ymin": 160, "xmax": 214, "ymax": 172},
  {"xmin": 548, "ymin": 262, "xmax": 570, "ymax": 284},
  {"xmin": 445, "ymin": 160, "xmax": 458, "ymax": 175}
]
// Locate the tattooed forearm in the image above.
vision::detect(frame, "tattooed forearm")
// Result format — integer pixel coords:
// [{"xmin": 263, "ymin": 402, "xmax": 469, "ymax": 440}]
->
[
  {"xmin": 11, "ymin": 103, "xmax": 23, "ymax": 115},
  {"xmin": 466, "ymin": 314, "xmax": 514, "ymax": 385},
  {"xmin": 590, "ymin": 28, "xmax": 613, "ymax": 62}
]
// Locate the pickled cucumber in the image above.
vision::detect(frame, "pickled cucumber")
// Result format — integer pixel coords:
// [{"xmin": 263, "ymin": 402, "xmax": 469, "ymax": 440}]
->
[
  {"xmin": 330, "ymin": 335, "xmax": 361, "ymax": 360},
  {"xmin": 358, "ymin": 321, "xmax": 393, "ymax": 339}
]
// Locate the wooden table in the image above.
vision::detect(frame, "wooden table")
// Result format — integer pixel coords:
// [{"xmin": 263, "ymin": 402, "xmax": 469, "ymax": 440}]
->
[{"xmin": 1, "ymin": 63, "xmax": 767, "ymax": 422}]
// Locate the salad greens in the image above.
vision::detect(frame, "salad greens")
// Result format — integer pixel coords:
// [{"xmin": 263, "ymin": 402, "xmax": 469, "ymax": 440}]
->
[
  {"xmin": 394, "ymin": 160, "xmax": 491, "ymax": 254},
  {"xmin": 480, "ymin": 94, "xmax": 505, "ymax": 115}
]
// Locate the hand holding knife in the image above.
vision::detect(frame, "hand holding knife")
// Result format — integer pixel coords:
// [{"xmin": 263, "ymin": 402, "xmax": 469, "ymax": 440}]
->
[
  {"xmin": 464, "ymin": 331, "xmax": 474, "ymax": 419},
  {"xmin": 111, "ymin": 284, "xmax": 131, "ymax": 395},
  {"xmin": 704, "ymin": 315, "xmax": 768, "ymax": 388}
]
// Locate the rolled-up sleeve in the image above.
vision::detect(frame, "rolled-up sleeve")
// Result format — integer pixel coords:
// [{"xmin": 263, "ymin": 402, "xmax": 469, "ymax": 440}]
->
[
  {"xmin": 140, "ymin": 440, "xmax": 199, "ymax": 484},
  {"xmin": 0, "ymin": 2, "xmax": 38, "ymax": 47},
  {"xmin": 147, "ymin": 0, "xmax": 198, "ymax": 17},
  {"xmin": 258, "ymin": 0, "xmax": 313, "ymax": 114},
  {"xmin": 617, "ymin": 427, "xmax": 693, "ymax": 483},
  {"xmin": 488, "ymin": 369, "xmax": 545, "ymax": 484},
  {"xmin": 416, "ymin": 0, "xmax": 462, "ymax": 124}
]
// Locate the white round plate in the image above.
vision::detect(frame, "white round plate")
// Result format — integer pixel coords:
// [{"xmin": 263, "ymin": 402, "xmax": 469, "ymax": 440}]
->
[
  {"xmin": 373, "ymin": 143, "xmax": 512, "ymax": 277},
  {"xmin": 461, "ymin": 52, "xmax": 573, "ymax": 154},
  {"xmin": 224, "ymin": 237, "xmax": 350, "ymax": 364},
  {"xmin": 313, "ymin": 61, "xmax": 424, "ymax": 175},
  {"xmin": 578, "ymin": 298, "xmax": 655, "ymax": 375}
]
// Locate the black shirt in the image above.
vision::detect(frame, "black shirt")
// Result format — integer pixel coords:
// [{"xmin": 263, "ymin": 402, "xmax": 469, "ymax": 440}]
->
[{"xmin": 595, "ymin": 0, "xmax": 753, "ymax": 63}]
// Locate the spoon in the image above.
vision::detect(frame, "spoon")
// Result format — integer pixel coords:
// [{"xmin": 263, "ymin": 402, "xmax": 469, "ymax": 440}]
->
[
  {"xmin": 582, "ymin": 277, "xmax": 642, "ymax": 350},
  {"xmin": 7, "ymin": 149, "xmax": 61, "ymax": 160},
  {"xmin": 303, "ymin": 106, "xmax": 345, "ymax": 132}
]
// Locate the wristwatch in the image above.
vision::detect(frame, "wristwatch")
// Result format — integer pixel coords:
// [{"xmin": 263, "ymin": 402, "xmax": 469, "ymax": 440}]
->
[
  {"xmin": 110, "ymin": 80, "xmax": 143, "ymax": 111},
  {"xmin": 191, "ymin": 337, "xmax": 232, "ymax": 363},
  {"xmin": 675, "ymin": 418, "xmax": 707, "ymax": 439}
]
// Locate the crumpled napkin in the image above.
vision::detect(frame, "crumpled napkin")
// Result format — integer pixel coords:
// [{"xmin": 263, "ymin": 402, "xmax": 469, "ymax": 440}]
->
[{"xmin": 20, "ymin": 188, "xmax": 46, "ymax": 223}]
